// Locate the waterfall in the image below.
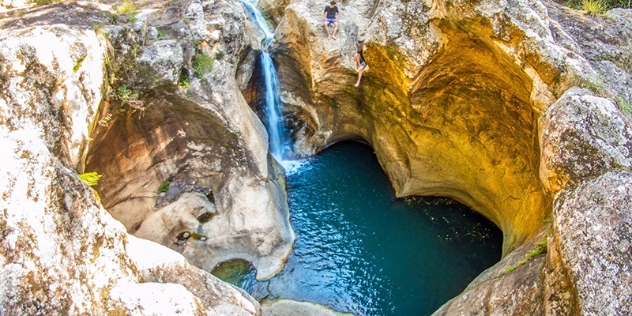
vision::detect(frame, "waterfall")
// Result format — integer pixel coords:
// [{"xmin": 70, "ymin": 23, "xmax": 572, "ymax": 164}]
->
[{"xmin": 241, "ymin": 0, "xmax": 296, "ymax": 169}]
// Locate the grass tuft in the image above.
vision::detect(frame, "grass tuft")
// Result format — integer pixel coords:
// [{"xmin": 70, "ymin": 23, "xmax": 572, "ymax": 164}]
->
[
  {"xmin": 193, "ymin": 53, "xmax": 214, "ymax": 76},
  {"xmin": 504, "ymin": 237, "xmax": 548, "ymax": 274},
  {"xmin": 583, "ymin": 0, "xmax": 607, "ymax": 14},
  {"xmin": 616, "ymin": 95, "xmax": 632, "ymax": 116},
  {"xmin": 116, "ymin": 0, "xmax": 137, "ymax": 15},
  {"xmin": 79, "ymin": 172, "xmax": 102, "ymax": 187},
  {"xmin": 157, "ymin": 180, "xmax": 170, "ymax": 194}
]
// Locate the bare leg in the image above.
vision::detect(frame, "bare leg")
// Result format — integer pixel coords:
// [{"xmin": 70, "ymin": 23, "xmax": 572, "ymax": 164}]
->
[
  {"xmin": 332, "ymin": 22, "xmax": 339, "ymax": 39},
  {"xmin": 354, "ymin": 66, "xmax": 365, "ymax": 87},
  {"xmin": 324, "ymin": 22, "xmax": 331, "ymax": 38}
]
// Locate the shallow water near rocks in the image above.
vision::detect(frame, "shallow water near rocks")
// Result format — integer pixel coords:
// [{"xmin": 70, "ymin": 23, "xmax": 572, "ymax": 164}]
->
[{"xmin": 213, "ymin": 142, "xmax": 502, "ymax": 315}]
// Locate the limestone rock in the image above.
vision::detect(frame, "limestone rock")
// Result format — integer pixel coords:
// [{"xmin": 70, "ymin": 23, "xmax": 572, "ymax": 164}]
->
[
  {"xmin": 125, "ymin": 236, "xmax": 260, "ymax": 315},
  {"xmin": 0, "ymin": 25, "xmax": 104, "ymax": 170},
  {"xmin": 265, "ymin": 0, "xmax": 632, "ymax": 314},
  {"xmin": 553, "ymin": 170, "xmax": 632, "ymax": 315},
  {"xmin": 138, "ymin": 39, "xmax": 184, "ymax": 86},
  {"xmin": 540, "ymin": 87, "xmax": 632, "ymax": 194},
  {"xmin": 85, "ymin": 0, "xmax": 294, "ymax": 280},
  {"xmin": 108, "ymin": 283, "xmax": 208, "ymax": 316},
  {"xmin": 545, "ymin": 2, "xmax": 632, "ymax": 111},
  {"xmin": 272, "ymin": 0, "xmax": 585, "ymax": 254},
  {"xmin": 262, "ymin": 299, "xmax": 353, "ymax": 316},
  {"xmin": 0, "ymin": 0, "xmax": 28, "ymax": 10},
  {"xmin": 0, "ymin": 24, "xmax": 258, "ymax": 315}
]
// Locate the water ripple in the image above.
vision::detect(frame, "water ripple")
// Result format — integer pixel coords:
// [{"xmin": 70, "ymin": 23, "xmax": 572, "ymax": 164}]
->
[{"xmin": 243, "ymin": 143, "xmax": 502, "ymax": 315}]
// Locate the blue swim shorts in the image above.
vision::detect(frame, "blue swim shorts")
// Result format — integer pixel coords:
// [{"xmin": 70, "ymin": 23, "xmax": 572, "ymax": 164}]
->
[{"xmin": 326, "ymin": 18, "xmax": 337, "ymax": 24}]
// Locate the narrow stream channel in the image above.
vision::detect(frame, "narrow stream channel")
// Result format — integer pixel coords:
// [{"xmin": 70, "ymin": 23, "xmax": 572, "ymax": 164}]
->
[{"xmin": 214, "ymin": 141, "xmax": 502, "ymax": 315}]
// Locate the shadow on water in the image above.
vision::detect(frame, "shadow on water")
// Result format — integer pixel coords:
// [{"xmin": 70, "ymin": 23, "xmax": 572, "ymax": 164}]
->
[{"xmin": 213, "ymin": 141, "xmax": 502, "ymax": 316}]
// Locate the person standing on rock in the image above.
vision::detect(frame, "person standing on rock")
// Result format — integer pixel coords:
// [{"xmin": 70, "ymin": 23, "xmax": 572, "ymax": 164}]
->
[
  {"xmin": 323, "ymin": 1, "xmax": 339, "ymax": 39},
  {"xmin": 354, "ymin": 41, "xmax": 368, "ymax": 87}
]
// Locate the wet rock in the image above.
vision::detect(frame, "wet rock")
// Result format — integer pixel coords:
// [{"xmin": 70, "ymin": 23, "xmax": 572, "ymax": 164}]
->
[{"xmin": 261, "ymin": 299, "xmax": 354, "ymax": 316}]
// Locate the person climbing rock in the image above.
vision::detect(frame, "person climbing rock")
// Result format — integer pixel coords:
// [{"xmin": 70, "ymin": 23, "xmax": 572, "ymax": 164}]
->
[
  {"xmin": 323, "ymin": 1, "xmax": 339, "ymax": 39},
  {"xmin": 354, "ymin": 41, "xmax": 368, "ymax": 87}
]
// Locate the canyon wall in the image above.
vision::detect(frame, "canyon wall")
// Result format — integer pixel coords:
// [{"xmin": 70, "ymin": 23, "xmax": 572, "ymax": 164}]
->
[{"xmin": 260, "ymin": 0, "xmax": 632, "ymax": 313}]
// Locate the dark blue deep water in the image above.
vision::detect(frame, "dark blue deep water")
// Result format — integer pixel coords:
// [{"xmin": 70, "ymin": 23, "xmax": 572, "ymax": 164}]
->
[{"xmin": 214, "ymin": 142, "xmax": 502, "ymax": 315}]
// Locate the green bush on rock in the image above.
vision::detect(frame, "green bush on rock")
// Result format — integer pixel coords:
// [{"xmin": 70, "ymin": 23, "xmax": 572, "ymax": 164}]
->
[
  {"xmin": 193, "ymin": 52, "xmax": 214, "ymax": 76},
  {"xmin": 563, "ymin": 0, "xmax": 631, "ymax": 13}
]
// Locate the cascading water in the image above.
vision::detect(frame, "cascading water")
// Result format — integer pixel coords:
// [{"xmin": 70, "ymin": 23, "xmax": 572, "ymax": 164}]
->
[{"xmin": 241, "ymin": 0, "xmax": 294, "ymax": 166}]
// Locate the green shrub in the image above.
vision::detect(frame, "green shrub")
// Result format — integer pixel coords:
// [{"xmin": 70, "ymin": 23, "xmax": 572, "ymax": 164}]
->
[
  {"xmin": 616, "ymin": 95, "xmax": 632, "ymax": 116},
  {"xmin": 178, "ymin": 71, "xmax": 190, "ymax": 89},
  {"xmin": 504, "ymin": 237, "xmax": 548, "ymax": 274},
  {"xmin": 79, "ymin": 172, "xmax": 102, "ymax": 187},
  {"xmin": 157, "ymin": 180, "xmax": 170, "ymax": 194},
  {"xmin": 583, "ymin": 76, "xmax": 606, "ymax": 96},
  {"xmin": 193, "ymin": 53, "xmax": 214, "ymax": 76},
  {"xmin": 116, "ymin": 85, "xmax": 139, "ymax": 102},
  {"xmin": 128, "ymin": 12, "xmax": 138, "ymax": 23},
  {"xmin": 116, "ymin": 0, "xmax": 137, "ymax": 14},
  {"xmin": 527, "ymin": 239, "xmax": 548, "ymax": 259},
  {"xmin": 73, "ymin": 56, "xmax": 85, "ymax": 73}
]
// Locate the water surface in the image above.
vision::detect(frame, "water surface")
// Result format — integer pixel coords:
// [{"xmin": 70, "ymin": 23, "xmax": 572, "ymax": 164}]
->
[{"xmin": 216, "ymin": 142, "xmax": 502, "ymax": 315}]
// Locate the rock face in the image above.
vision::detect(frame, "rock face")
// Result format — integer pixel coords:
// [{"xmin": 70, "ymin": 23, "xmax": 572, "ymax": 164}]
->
[
  {"xmin": 553, "ymin": 170, "xmax": 632, "ymax": 315},
  {"xmin": 3, "ymin": 0, "xmax": 632, "ymax": 315},
  {"xmin": 267, "ymin": 0, "xmax": 597, "ymax": 255},
  {"xmin": 540, "ymin": 87, "xmax": 632, "ymax": 193},
  {"xmin": 0, "ymin": 24, "xmax": 258, "ymax": 315},
  {"xmin": 257, "ymin": 0, "xmax": 632, "ymax": 314},
  {"xmin": 81, "ymin": 0, "xmax": 295, "ymax": 280}
]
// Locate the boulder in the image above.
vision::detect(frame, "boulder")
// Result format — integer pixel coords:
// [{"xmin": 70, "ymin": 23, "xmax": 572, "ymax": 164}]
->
[
  {"xmin": 540, "ymin": 87, "xmax": 632, "ymax": 194},
  {"xmin": 137, "ymin": 40, "xmax": 184, "ymax": 86},
  {"xmin": 553, "ymin": 170, "xmax": 632, "ymax": 315}
]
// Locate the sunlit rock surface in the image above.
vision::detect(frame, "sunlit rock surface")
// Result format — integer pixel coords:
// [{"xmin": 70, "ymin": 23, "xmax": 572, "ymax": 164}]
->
[
  {"xmin": 267, "ymin": 0, "xmax": 598, "ymax": 255},
  {"xmin": 82, "ymin": 0, "xmax": 294, "ymax": 280},
  {"xmin": 0, "ymin": 24, "xmax": 258, "ymax": 315},
  {"xmin": 261, "ymin": 0, "xmax": 632, "ymax": 314},
  {"xmin": 2, "ymin": 0, "xmax": 632, "ymax": 314}
]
